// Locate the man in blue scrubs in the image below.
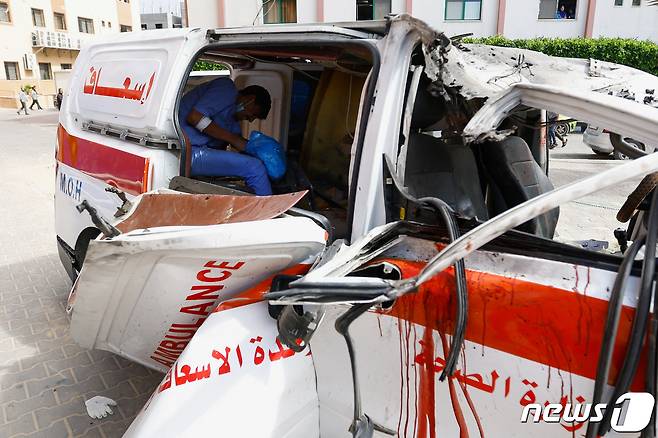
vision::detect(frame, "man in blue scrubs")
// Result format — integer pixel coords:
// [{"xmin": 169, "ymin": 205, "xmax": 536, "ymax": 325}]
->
[{"xmin": 179, "ymin": 77, "xmax": 273, "ymax": 195}]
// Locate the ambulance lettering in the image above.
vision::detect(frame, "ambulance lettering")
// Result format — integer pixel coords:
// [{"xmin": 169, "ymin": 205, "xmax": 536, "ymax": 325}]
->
[
  {"xmin": 59, "ymin": 172, "xmax": 83, "ymax": 201},
  {"xmin": 150, "ymin": 260, "xmax": 245, "ymax": 368}
]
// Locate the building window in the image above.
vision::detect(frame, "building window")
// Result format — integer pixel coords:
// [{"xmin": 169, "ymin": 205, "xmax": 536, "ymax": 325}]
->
[
  {"xmin": 54, "ymin": 12, "xmax": 66, "ymax": 30},
  {"xmin": 78, "ymin": 17, "xmax": 94, "ymax": 33},
  {"xmin": 141, "ymin": 23, "xmax": 147, "ymax": 29},
  {"xmin": 632, "ymin": 0, "xmax": 641, "ymax": 5},
  {"xmin": 445, "ymin": 0, "xmax": 482, "ymax": 20},
  {"xmin": 102, "ymin": 20, "xmax": 106, "ymax": 27},
  {"xmin": 31, "ymin": 8, "xmax": 45, "ymax": 27},
  {"xmin": 0, "ymin": 2, "xmax": 11, "ymax": 23},
  {"xmin": 108, "ymin": 21, "xmax": 112, "ymax": 28},
  {"xmin": 538, "ymin": 0, "xmax": 577, "ymax": 19},
  {"xmin": 155, "ymin": 23, "xmax": 163, "ymax": 29},
  {"xmin": 39, "ymin": 63, "xmax": 52, "ymax": 80},
  {"xmin": 263, "ymin": 0, "xmax": 297, "ymax": 24},
  {"xmin": 61, "ymin": 63, "xmax": 72, "ymax": 70},
  {"xmin": 356, "ymin": 0, "xmax": 391, "ymax": 20},
  {"xmin": 4, "ymin": 62, "xmax": 19, "ymax": 80},
  {"xmin": 614, "ymin": 0, "xmax": 623, "ymax": 4},
  {"xmin": 120, "ymin": 24, "xmax": 132, "ymax": 32}
]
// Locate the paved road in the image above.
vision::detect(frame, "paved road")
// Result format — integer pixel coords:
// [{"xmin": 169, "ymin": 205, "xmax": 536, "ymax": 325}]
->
[
  {"xmin": 0, "ymin": 109, "xmax": 161, "ymax": 438},
  {"xmin": 549, "ymin": 132, "xmax": 644, "ymax": 250}
]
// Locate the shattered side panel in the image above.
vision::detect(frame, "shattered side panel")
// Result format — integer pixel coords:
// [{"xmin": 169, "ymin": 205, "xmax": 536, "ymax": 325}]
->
[
  {"xmin": 116, "ymin": 191, "xmax": 308, "ymax": 233},
  {"xmin": 462, "ymin": 83, "xmax": 658, "ymax": 146},
  {"xmin": 438, "ymin": 43, "xmax": 658, "ymax": 102},
  {"xmin": 69, "ymin": 216, "xmax": 326, "ymax": 372},
  {"xmin": 419, "ymin": 35, "xmax": 658, "ymax": 145},
  {"xmin": 309, "ymin": 236, "xmax": 642, "ymax": 437}
]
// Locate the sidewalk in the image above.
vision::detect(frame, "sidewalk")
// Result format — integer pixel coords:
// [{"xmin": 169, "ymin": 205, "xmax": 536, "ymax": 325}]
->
[{"xmin": 0, "ymin": 108, "xmax": 162, "ymax": 437}]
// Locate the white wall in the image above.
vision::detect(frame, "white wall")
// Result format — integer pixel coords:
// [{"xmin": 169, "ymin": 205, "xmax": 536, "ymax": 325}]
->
[
  {"xmin": 592, "ymin": 2, "xmax": 658, "ymax": 41},
  {"xmin": 296, "ymin": 0, "xmax": 317, "ymax": 23},
  {"xmin": 64, "ymin": 0, "xmax": 120, "ymax": 37},
  {"xmin": 391, "ymin": 0, "xmax": 407, "ymax": 14},
  {"xmin": 0, "ymin": 0, "xmax": 43, "ymax": 79},
  {"xmin": 412, "ymin": 0, "xmax": 497, "ymax": 37},
  {"xmin": 141, "ymin": 13, "xmax": 181, "ymax": 29},
  {"xmin": 184, "ymin": 0, "xmax": 658, "ymax": 44},
  {"xmin": 224, "ymin": 0, "xmax": 261, "ymax": 26},
  {"xmin": 504, "ymin": 0, "xmax": 587, "ymax": 38},
  {"xmin": 323, "ymin": 0, "xmax": 356, "ymax": 22},
  {"xmin": 130, "ymin": 0, "xmax": 143, "ymax": 30},
  {"xmin": 186, "ymin": 0, "xmax": 219, "ymax": 28}
]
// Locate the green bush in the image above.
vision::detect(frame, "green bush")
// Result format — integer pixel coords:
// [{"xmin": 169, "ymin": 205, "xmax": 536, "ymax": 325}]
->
[
  {"xmin": 193, "ymin": 60, "xmax": 228, "ymax": 71},
  {"xmin": 464, "ymin": 36, "xmax": 658, "ymax": 77}
]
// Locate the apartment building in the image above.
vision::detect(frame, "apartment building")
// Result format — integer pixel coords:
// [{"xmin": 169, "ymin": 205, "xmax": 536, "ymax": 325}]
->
[
  {"xmin": 185, "ymin": 0, "xmax": 658, "ymax": 42},
  {"xmin": 0, "ymin": 0, "xmax": 141, "ymax": 109},
  {"xmin": 140, "ymin": 12, "xmax": 182, "ymax": 30}
]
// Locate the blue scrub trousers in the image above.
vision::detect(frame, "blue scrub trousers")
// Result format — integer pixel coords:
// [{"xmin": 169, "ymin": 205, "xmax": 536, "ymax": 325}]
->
[{"xmin": 190, "ymin": 146, "xmax": 272, "ymax": 196}]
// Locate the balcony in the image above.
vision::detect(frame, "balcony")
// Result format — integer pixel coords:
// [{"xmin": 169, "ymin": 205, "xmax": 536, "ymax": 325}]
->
[{"xmin": 32, "ymin": 29, "xmax": 81, "ymax": 50}]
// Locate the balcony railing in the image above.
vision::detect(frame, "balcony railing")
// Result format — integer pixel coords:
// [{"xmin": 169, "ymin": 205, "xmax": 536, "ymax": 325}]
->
[{"xmin": 32, "ymin": 29, "xmax": 81, "ymax": 50}]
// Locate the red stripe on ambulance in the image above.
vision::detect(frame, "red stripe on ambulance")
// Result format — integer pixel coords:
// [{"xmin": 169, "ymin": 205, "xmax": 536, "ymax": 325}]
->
[
  {"xmin": 150, "ymin": 260, "xmax": 245, "ymax": 368},
  {"xmin": 57, "ymin": 124, "xmax": 150, "ymax": 195},
  {"xmin": 382, "ymin": 258, "xmax": 646, "ymax": 387}
]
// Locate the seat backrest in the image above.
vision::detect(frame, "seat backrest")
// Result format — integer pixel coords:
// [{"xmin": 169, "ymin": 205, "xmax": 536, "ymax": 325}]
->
[
  {"xmin": 404, "ymin": 133, "xmax": 488, "ymax": 221},
  {"xmin": 481, "ymin": 136, "xmax": 559, "ymax": 238}
]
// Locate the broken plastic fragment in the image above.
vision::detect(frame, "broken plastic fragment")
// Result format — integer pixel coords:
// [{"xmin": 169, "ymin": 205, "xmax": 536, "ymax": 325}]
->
[{"xmin": 85, "ymin": 396, "xmax": 117, "ymax": 419}]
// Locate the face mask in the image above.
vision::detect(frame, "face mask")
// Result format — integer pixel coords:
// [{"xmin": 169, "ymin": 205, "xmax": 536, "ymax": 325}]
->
[{"xmin": 236, "ymin": 99, "xmax": 254, "ymax": 114}]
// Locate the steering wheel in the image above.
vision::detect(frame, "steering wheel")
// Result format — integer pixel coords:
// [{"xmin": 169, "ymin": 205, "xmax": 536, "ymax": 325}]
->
[{"xmin": 617, "ymin": 172, "xmax": 658, "ymax": 222}]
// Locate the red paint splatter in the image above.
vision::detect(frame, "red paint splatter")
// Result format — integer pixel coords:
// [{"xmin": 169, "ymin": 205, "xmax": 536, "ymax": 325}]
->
[
  {"xmin": 458, "ymin": 347, "xmax": 485, "ymax": 438},
  {"xmin": 412, "ymin": 325, "xmax": 419, "ymax": 438},
  {"xmin": 439, "ymin": 331, "xmax": 469, "ymax": 438},
  {"xmin": 415, "ymin": 327, "xmax": 437, "ymax": 438},
  {"xmin": 397, "ymin": 318, "xmax": 405, "ymax": 437},
  {"xmin": 377, "ymin": 258, "xmax": 647, "ymax": 389}
]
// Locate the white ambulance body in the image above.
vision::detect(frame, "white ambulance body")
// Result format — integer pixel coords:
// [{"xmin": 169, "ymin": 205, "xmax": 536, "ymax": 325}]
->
[{"xmin": 54, "ymin": 15, "xmax": 658, "ymax": 437}]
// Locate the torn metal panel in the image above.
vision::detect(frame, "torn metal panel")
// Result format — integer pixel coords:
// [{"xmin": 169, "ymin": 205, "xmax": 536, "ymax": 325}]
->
[
  {"xmin": 463, "ymin": 83, "xmax": 658, "ymax": 146},
  {"xmin": 115, "ymin": 190, "xmax": 308, "ymax": 233},
  {"xmin": 69, "ymin": 216, "xmax": 327, "ymax": 372},
  {"xmin": 437, "ymin": 43, "xmax": 658, "ymax": 103}
]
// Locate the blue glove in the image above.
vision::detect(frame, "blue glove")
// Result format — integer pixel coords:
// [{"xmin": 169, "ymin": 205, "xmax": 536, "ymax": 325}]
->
[{"xmin": 244, "ymin": 131, "xmax": 287, "ymax": 180}]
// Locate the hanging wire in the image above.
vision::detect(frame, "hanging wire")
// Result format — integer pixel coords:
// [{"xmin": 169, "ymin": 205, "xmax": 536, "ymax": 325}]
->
[{"xmin": 253, "ymin": 0, "xmax": 277, "ymax": 25}]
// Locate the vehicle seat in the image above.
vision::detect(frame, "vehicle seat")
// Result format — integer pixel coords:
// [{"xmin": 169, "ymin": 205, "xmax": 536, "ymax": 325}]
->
[
  {"xmin": 404, "ymin": 133, "xmax": 488, "ymax": 221},
  {"xmin": 480, "ymin": 136, "xmax": 559, "ymax": 239}
]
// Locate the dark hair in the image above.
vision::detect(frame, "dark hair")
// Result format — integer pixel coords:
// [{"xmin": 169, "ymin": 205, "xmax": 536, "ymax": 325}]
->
[{"xmin": 240, "ymin": 85, "xmax": 271, "ymax": 119}]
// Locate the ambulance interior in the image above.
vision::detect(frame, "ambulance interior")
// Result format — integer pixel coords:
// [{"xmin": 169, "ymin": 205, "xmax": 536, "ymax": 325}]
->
[
  {"xmin": 175, "ymin": 43, "xmax": 374, "ymax": 240},
  {"xmin": 173, "ymin": 43, "xmax": 613, "ymax": 250}
]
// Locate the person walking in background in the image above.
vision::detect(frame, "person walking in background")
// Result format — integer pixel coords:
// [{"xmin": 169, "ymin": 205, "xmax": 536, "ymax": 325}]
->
[
  {"xmin": 547, "ymin": 111, "xmax": 567, "ymax": 149},
  {"xmin": 29, "ymin": 86, "xmax": 43, "ymax": 110},
  {"xmin": 16, "ymin": 88, "xmax": 29, "ymax": 115},
  {"xmin": 55, "ymin": 88, "xmax": 63, "ymax": 110}
]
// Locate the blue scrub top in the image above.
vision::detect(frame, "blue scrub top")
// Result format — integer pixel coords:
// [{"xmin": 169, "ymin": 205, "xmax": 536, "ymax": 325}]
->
[{"xmin": 179, "ymin": 77, "xmax": 242, "ymax": 148}]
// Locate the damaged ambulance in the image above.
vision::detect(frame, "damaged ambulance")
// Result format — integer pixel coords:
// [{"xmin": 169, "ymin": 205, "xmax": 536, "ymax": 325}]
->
[{"xmin": 55, "ymin": 14, "xmax": 658, "ymax": 437}]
